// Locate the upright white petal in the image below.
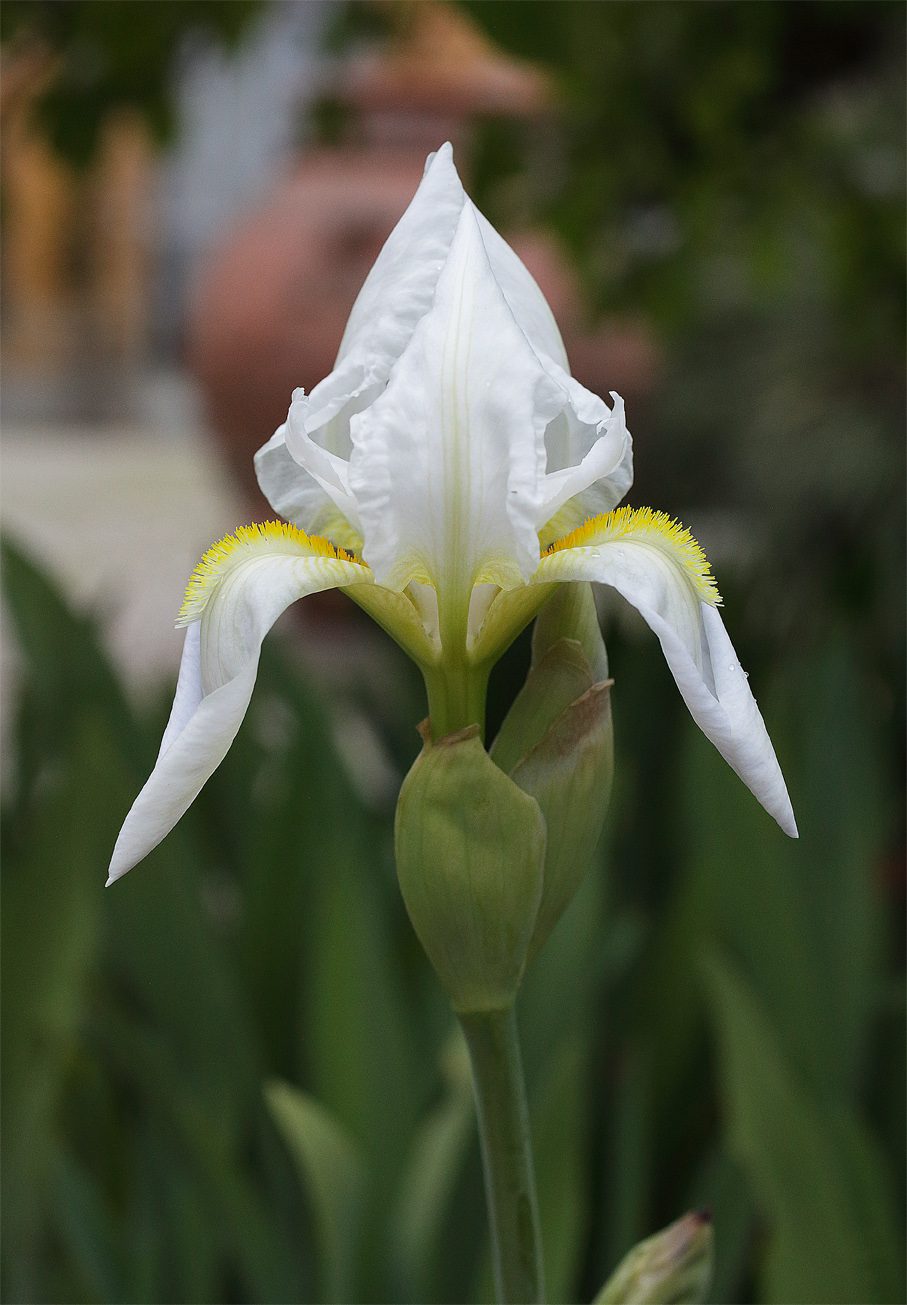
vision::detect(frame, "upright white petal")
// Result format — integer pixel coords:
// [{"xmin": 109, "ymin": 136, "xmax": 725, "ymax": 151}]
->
[
  {"xmin": 534, "ymin": 512, "xmax": 797, "ymax": 837},
  {"xmin": 300, "ymin": 144, "xmax": 467, "ymax": 463},
  {"xmin": 537, "ymin": 390, "xmax": 633, "ymax": 534},
  {"xmin": 254, "ymin": 423, "xmax": 361, "ymax": 548},
  {"xmin": 107, "ymin": 527, "xmax": 372, "ymax": 884},
  {"xmin": 256, "ymin": 143, "xmax": 633, "ymax": 570},
  {"xmin": 471, "ymin": 205, "xmax": 569, "ymax": 370},
  {"xmin": 274, "ymin": 146, "xmax": 573, "ymax": 470},
  {"xmin": 283, "ymin": 392, "xmax": 363, "ymax": 534},
  {"xmin": 348, "ymin": 203, "xmax": 564, "ymax": 620},
  {"xmin": 336, "ymin": 143, "xmax": 569, "ymax": 382}
]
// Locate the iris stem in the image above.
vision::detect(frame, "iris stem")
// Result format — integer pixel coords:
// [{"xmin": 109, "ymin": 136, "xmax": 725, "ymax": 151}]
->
[
  {"xmin": 424, "ymin": 660, "xmax": 491, "ymax": 740},
  {"xmin": 458, "ymin": 1006, "xmax": 545, "ymax": 1305}
]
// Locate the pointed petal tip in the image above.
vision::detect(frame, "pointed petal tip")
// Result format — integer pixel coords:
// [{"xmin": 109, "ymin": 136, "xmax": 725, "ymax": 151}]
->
[
  {"xmin": 769, "ymin": 766, "xmax": 798, "ymax": 837},
  {"xmin": 425, "ymin": 140, "xmax": 454, "ymax": 171}
]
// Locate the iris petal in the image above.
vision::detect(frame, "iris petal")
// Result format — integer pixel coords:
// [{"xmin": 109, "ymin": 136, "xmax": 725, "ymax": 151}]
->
[
  {"xmin": 534, "ymin": 515, "xmax": 797, "ymax": 837},
  {"xmin": 107, "ymin": 528, "xmax": 372, "ymax": 883}
]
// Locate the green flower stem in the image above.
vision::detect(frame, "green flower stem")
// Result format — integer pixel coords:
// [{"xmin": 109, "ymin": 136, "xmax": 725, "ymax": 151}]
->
[
  {"xmin": 458, "ymin": 1007, "xmax": 545, "ymax": 1305},
  {"xmin": 423, "ymin": 660, "xmax": 491, "ymax": 740}
]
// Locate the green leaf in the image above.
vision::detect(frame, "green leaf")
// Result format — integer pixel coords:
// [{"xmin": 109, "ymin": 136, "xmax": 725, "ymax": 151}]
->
[
  {"xmin": 392, "ymin": 1029, "xmax": 475, "ymax": 1302},
  {"xmin": 265, "ymin": 1079, "xmax": 365, "ymax": 1304},
  {"xmin": 684, "ymin": 1148, "xmax": 756, "ymax": 1305},
  {"xmin": 704, "ymin": 950, "xmax": 902, "ymax": 1304},
  {"xmin": 98, "ymin": 1004, "xmax": 293, "ymax": 1304},
  {"xmin": 763, "ymin": 641, "xmax": 889, "ymax": 1095},
  {"xmin": 304, "ymin": 829, "xmax": 420, "ymax": 1176},
  {"xmin": 531, "ymin": 1034, "xmax": 592, "ymax": 1305},
  {"xmin": 1, "ymin": 711, "xmax": 110, "ymax": 1300},
  {"xmin": 1, "ymin": 537, "xmax": 153, "ymax": 784},
  {"xmin": 52, "ymin": 1149, "xmax": 124, "ymax": 1305}
]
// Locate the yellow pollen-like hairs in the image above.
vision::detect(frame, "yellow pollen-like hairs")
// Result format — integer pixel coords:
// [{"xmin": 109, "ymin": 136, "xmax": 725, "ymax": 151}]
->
[
  {"xmin": 178, "ymin": 521, "xmax": 361, "ymax": 625},
  {"xmin": 545, "ymin": 505, "xmax": 722, "ymax": 605}
]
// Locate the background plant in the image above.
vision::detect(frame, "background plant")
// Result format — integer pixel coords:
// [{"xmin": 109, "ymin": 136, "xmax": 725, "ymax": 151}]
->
[{"xmin": 2, "ymin": 2, "xmax": 904, "ymax": 1302}]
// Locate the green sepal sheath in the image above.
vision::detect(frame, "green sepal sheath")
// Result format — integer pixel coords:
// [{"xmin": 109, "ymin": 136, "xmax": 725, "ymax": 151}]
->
[
  {"xmin": 593, "ymin": 1211, "xmax": 714, "ymax": 1305},
  {"xmin": 511, "ymin": 676, "xmax": 613, "ymax": 961},
  {"xmin": 490, "ymin": 637, "xmax": 594, "ymax": 777},
  {"xmin": 394, "ymin": 723, "xmax": 546, "ymax": 1014},
  {"xmin": 532, "ymin": 580, "xmax": 609, "ymax": 683},
  {"xmin": 490, "ymin": 581, "xmax": 614, "ymax": 962}
]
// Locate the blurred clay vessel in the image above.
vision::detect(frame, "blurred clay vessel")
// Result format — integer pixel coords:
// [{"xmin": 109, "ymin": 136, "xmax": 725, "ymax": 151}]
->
[{"xmin": 188, "ymin": 0, "xmax": 656, "ymax": 520}]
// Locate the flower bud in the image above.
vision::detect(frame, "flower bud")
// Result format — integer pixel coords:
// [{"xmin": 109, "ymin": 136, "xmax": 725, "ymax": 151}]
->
[
  {"xmin": 510, "ymin": 674, "xmax": 612, "ymax": 961},
  {"xmin": 490, "ymin": 581, "xmax": 614, "ymax": 960},
  {"xmin": 490, "ymin": 636, "xmax": 595, "ymax": 776},
  {"xmin": 594, "ymin": 1211, "xmax": 714, "ymax": 1305},
  {"xmin": 395, "ymin": 723, "xmax": 545, "ymax": 1014},
  {"xmin": 533, "ymin": 581, "xmax": 609, "ymax": 683}
]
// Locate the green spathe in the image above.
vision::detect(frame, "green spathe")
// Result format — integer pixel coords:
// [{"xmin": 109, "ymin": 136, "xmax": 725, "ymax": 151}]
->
[
  {"xmin": 533, "ymin": 581, "xmax": 609, "ymax": 683},
  {"xmin": 394, "ymin": 724, "xmax": 546, "ymax": 1014},
  {"xmin": 491, "ymin": 583, "xmax": 614, "ymax": 961},
  {"xmin": 593, "ymin": 1211, "xmax": 714, "ymax": 1305},
  {"xmin": 511, "ymin": 676, "xmax": 613, "ymax": 961}
]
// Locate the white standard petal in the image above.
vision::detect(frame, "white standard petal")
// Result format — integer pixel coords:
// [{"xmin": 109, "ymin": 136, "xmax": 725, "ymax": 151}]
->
[
  {"xmin": 534, "ymin": 508, "xmax": 798, "ymax": 837},
  {"xmin": 301, "ymin": 144, "xmax": 467, "ymax": 459},
  {"xmin": 348, "ymin": 202, "xmax": 565, "ymax": 625},
  {"xmin": 537, "ymin": 390, "xmax": 633, "ymax": 538},
  {"xmin": 106, "ymin": 524, "xmax": 372, "ymax": 884},
  {"xmin": 471, "ymin": 203, "xmax": 569, "ymax": 370},
  {"xmin": 283, "ymin": 391, "xmax": 363, "ymax": 535},
  {"xmin": 284, "ymin": 144, "xmax": 574, "ymax": 476},
  {"xmin": 254, "ymin": 422, "xmax": 360, "ymax": 547}
]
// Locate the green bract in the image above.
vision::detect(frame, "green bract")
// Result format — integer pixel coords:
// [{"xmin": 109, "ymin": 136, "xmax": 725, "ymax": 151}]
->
[
  {"xmin": 394, "ymin": 724, "xmax": 546, "ymax": 1014},
  {"xmin": 396, "ymin": 583, "xmax": 615, "ymax": 1009},
  {"xmin": 594, "ymin": 1211, "xmax": 714, "ymax": 1305}
]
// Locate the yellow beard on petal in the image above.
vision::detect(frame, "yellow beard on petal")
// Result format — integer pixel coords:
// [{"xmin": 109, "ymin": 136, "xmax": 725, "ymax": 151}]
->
[
  {"xmin": 545, "ymin": 506, "xmax": 722, "ymax": 606},
  {"xmin": 178, "ymin": 521, "xmax": 362, "ymax": 625}
]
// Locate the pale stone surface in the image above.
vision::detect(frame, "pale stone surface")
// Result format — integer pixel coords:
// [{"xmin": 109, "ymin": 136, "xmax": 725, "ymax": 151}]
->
[
  {"xmin": 1, "ymin": 422, "xmax": 244, "ymax": 693},
  {"xmin": 0, "ymin": 402, "xmax": 405, "ymax": 806}
]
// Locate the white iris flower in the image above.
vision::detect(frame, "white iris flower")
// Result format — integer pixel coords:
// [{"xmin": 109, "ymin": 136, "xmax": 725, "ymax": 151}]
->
[{"xmin": 108, "ymin": 144, "xmax": 795, "ymax": 884}]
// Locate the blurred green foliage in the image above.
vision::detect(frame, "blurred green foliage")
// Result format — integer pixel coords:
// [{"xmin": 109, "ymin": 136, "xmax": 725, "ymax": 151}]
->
[
  {"xmin": 0, "ymin": 0, "xmax": 262, "ymax": 165},
  {"xmin": 2, "ymin": 2, "xmax": 904, "ymax": 1302},
  {"xmin": 2, "ymin": 521, "xmax": 904, "ymax": 1305}
]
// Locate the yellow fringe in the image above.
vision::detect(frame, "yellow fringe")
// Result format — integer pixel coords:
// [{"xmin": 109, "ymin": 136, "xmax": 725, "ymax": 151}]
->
[
  {"xmin": 178, "ymin": 521, "xmax": 360, "ymax": 625},
  {"xmin": 545, "ymin": 505, "xmax": 722, "ymax": 605}
]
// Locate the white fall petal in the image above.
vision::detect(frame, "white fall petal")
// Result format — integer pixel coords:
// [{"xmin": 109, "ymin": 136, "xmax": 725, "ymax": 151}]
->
[
  {"xmin": 107, "ymin": 528, "xmax": 372, "ymax": 884},
  {"xmin": 532, "ymin": 512, "xmax": 798, "ymax": 838}
]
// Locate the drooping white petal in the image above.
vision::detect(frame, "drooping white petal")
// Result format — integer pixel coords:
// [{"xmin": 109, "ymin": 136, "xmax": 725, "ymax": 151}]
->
[
  {"xmin": 534, "ymin": 511, "xmax": 797, "ymax": 837},
  {"xmin": 348, "ymin": 202, "xmax": 565, "ymax": 610},
  {"xmin": 157, "ymin": 620, "xmax": 203, "ymax": 757},
  {"xmin": 106, "ymin": 527, "xmax": 372, "ymax": 884}
]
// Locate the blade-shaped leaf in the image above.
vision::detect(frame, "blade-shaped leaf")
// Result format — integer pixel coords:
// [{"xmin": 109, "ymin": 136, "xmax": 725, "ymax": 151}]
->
[
  {"xmin": 704, "ymin": 949, "xmax": 902, "ymax": 1304},
  {"xmin": 265, "ymin": 1079, "xmax": 365, "ymax": 1304},
  {"xmin": 1, "ymin": 712, "xmax": 111, "ymax": 1301},
  {"xmin": 392, "ymin": 1029, "xmax": 475, "ymax": 1302}
]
